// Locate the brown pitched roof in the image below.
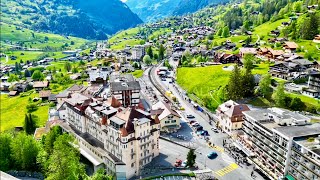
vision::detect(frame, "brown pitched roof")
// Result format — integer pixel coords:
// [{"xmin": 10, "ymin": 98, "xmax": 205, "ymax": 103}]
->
[
  {"xmin": 110, "ymin": 96, "xmax": 122, "ymax": 108},
  {"xmin": 284, "ymin": 41, "xmax": 298, "ymax": 49},
  {"xmin": 39, "ymin": 90, "xmax": 51, "ymax": 98},
  {"xmin": 33, "ymin": 81, "xmax": 49, "ymax": 88},
  {"xmin": 9, "ymin": 91, "xmax": 18, "ymax": 96}
]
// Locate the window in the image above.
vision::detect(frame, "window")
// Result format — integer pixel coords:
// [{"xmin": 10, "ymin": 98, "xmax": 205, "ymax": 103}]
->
[
  {"xmin": 131, "ymin": 163, "xmax": 134, "ymax": 167},
  {"xmin": 165, "ymin": 121, "xmax": 170, "ymax": 124},
  {"xmin": 171, "ymin": 120, "xmax": 176, "ymax": 123}
]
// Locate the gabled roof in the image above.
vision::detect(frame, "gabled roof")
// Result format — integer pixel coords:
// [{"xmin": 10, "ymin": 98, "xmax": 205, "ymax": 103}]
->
[
  {"xmin": 284, "ymin": 41, "xmax": 298, "ymax": 49},
  {"xmin": 33, "ymin": 81, "xmax": 49, "ymax": 88},
  {"xmin": 152, "ymin": 101, "xmax": 181, "ymax": 120},
  {"xmin": 39, "ymin": 90, "xmax": 51, "ymax": 98}
]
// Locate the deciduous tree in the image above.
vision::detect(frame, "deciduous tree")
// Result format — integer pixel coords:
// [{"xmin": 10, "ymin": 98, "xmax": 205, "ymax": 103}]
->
[{"xmin": 11, "ymin": 133, "xmax": 39, "ymax": 171}]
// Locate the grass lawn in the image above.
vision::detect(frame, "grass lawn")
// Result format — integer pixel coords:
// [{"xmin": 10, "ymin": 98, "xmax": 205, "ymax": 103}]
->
[
  {"xmin": 1, "ymin": 51, "xmax": 44, "ymax": 64},
  {"xmin": 110, "ymin": 39, "xmax": 141, "ymax": 50},
  {"xmin": 252, "ymin": 63, "xmax": 270, "ymax": 75},
  {"xmin": 253, "ymin": 19, "xmax": 289, "ymax": 41},
  {"xmin": 1, "ymin": 22, "xmax": 87, "ymax": 49},
  {"xmin": 108, "ymin": 27, "xmax": 140, "ymax": 44},
  {"xmin": 177, "ymin": 65, "xmax": 231, "ymax": 108},
  {"xmin": 287, "ymin": 93, "xmax": 320, "ymax": 108},
  {"xmin": 177, "ymin": 63, "xmax": 271, "ymax": 108},
  {"xmin": 131, "ymin": 70, "xmax": 144, "ymax": 78},
  {"xmin": 0, "ymin": 94, "xmax": 49, "ymax": 132}
]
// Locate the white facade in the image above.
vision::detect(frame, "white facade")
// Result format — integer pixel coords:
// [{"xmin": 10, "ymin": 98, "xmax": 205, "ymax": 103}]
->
[
  {"xmin": 61, "ymin": 94, "xmax": 160, "ymax": 180},
  {"xmin": 239, "ymin": 108, "xmax": 320, "ymax": 180}
]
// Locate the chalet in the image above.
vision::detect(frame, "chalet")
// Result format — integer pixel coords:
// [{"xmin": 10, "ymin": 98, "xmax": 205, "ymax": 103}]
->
[
  {"xmin": 9, "ymin": 91, "xmax": 18, "ymax": 96},
  {"xmin": 270, "ymin": 30, "xmax": 280, "ymax": 36},
  {"xmin": 281, "ymin": 22, "xmax": 290, "ymax": 26},
  {"xmin": 286, "ymin": 58, "xmax": 314, "ymax": 68},
  {"xmin": 269, "ymin": 62, "xmax": 307, "ymax": 80},
  {"xmin": 225, "ymin": 42, "xmax": 236, "ymax": 49},
  {"xmin": 303, "ymin": 73, "xmax": 320, "ymax": 97},
  {"xmin": 251, "ymin": 11, "xmax": 260, "ymax": 15},
  {"xmin": 214, "ymin": 53, "xmax": 241, "ymax": 64},
  {"xmin": 307, "ymin": 5, "xmax": 318, "ymax": 10},
  {"xmin": 216, "ymin": 100, "xmax": 250, "ymax": 133},
  {"xmin": 314, "ymin": 35, "xmax": 320, "ymax": 42},
  {"xmin": 257, "ymin": 47, "xmax": 269, "ymax": 55},
  {"xmin": 12, "ymin": 82, "xmax": 30, "ymax": 92},
  {"xmin": 284, "ymin": 41, "xmax": 299, "ymax": 52},
  {"xmin": 245, "ymin": 31, "xmax": 253, "ymax": 35},
  {"xmin": 268, "ymin": 48, "xmax": 285, "ymax": 60},
  {"xmin": 151, "ymin": 101, "xmax": 181, "ymax": 133},
  {"xmin": 239, "ymin": 47, "xmax": 257, "ymax": 57},
  {"xmin": 33, "ymin": 81, "xmax": 49, "ymax": 91},
  {"xmin": 39, "ymin": 90, "xmax": 51, "ymax": 101}
]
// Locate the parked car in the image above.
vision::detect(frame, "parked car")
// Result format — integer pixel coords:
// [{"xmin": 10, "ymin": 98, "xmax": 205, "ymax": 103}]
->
[
  {"xmin": 211, "ymin": 127, "xmax": 219, "ymax": 133},
  {"xmin": 186, "ymin": 114, "xmax": 195, "ymax": 119},
  {"xmin": 161, "ymin": 77, "xmax": 166, "ymax": 81},
  {"xmin": 192, "ymin": 122, "xmax": 200, "ymax": 127},
  {"xmin": 207, "ymin": 151, "xmax": 218, "ymax": 159},
  {"xmin": 189, "ymin": 120, "xmax": 197, "ymax": 124},
  {"xmin": 174, "ymin": 159, "xmax": 182, "ymax": 167},
  {"xmin": 201, "ymin": 130, "xmax": 209, "ymax": 136},
  {"xmin": 195, "ymin": 126, "xmax": 203, "ymax": 131},
  {"xmin": 181, "ymin": 160, "xmax": 188, "ymax": 167},
  {"xmin": 196, "ymin": 130, "xmax": 203, "ymax": 135}
]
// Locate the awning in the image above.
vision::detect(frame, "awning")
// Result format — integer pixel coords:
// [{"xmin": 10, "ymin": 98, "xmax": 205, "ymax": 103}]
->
[{"xmin": 285, "ymin": 174, "xmax": 295, "ymax": 180}]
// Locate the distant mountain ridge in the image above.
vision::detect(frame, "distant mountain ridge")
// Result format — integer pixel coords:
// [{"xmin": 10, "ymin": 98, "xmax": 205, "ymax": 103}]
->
[
  {"xmin": 173, "ymin": 0, "xmax": 229, "ymax": 15},
  {"xmin": 1, "ymin": 0, "xmax": 143, "ymax": 40},
  {"xmin": 125, "ymin": 0, "xmax": 180, "ymax": 22},
  {"xmin": 126, "ymin": 0, "xmax": 229, "ymax": 22}
]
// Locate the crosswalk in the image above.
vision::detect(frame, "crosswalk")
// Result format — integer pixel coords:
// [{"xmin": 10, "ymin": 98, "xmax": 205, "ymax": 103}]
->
[
  {"xmin": 207, "ymin": 143, "xmax": 225, "ymax": 152},
  {"xmin": 213, "ymin": 163, "xmax": 238, "ymax": 177}
]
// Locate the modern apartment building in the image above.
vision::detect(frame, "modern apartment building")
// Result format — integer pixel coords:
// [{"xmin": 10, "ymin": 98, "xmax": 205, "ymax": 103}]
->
[
  {"xmin": 59, "ymin": 92, "xmax": 160, "ymax": 180},
  {"xmin": 110, "ymin": 74, "xmax": 141, "ymax": 107},
  {"xmin": 131, "ymin": 45, "xmax": 145, "ymax": 60},
  {"xmin": 238, "ymin": 107, "xmax": 320, "ymax": 180}
]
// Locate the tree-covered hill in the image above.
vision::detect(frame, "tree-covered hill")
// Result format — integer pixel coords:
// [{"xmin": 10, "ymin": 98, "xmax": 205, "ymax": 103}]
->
[{"xmin": 1, "ymin": 0, "xmax": 143, "ymax": 40}]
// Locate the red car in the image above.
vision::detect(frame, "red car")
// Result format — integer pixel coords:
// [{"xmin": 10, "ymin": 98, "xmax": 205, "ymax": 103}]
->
[{"xmin": 174, "ymin": 159, "xmax": 182, "ymax": 167}]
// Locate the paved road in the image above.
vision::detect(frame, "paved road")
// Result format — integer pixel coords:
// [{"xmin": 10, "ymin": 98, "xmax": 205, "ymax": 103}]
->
[{"xmin": 147, "ymin": 63, "xmax": 265, "ymax": 180}]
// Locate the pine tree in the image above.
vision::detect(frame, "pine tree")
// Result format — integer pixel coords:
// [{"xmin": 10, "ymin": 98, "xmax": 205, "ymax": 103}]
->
[
  {"xmin": 227, "ymin": 65, "xmax": 243, "ymax": 100},
  {"xmin": 147, "ymin": 46, "xmax": 153, "ymax": 59},
  {"xmin": 242, "ymin": 69, "xmax": 255, "ymax": 97},
  {"xmin": 186, "ymin": 149, "xmax": 196, "ymax": 167}
]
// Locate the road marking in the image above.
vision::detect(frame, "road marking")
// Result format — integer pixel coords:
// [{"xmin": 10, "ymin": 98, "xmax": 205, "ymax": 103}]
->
[
  {"xmin": 207, "ymin": 143, "xmax": 224, "ymax": 152},
  {"xmin": 214, "ymin": 163, "xmax": 238, "ymax": 177}
]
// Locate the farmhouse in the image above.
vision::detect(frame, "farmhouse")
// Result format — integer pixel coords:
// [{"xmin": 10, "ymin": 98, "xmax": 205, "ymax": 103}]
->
[{"xmin": 33, "ymin": 81, "xmax": 49, "ymax": 91}]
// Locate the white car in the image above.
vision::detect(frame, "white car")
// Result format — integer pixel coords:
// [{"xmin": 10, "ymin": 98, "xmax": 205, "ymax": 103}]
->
[
  {"xmin": 186, "ymin": 114, "xmax": 195, "ymax": 119},
  {"xmin": 181, "ymin": 160, "xmax": 188, "ymax": 167}
]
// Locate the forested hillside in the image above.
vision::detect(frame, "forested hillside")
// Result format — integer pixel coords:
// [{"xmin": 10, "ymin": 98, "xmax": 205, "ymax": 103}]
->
[{"xmin": 0, "ymin": 0, "xmax": 142, "ymax": 40}]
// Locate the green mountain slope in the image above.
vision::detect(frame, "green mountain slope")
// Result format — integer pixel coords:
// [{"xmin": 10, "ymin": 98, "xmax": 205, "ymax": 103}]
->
[{"xmin": 1, "ymin": 0, "xmax": 142, "ymax": 40}]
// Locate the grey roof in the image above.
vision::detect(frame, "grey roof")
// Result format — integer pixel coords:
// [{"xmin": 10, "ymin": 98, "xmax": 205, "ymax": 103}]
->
[
  {"xmin": 89, "ymin": 71, "xmax": 109, "ymax": 81},
  {"xmin": 274, "ymin": 123, "xmax": 320, "ymax": 138},
  {"xmin": 102, "ymin": 108, "xmax": 118, "ymax": 116},
  {"xmin": 137, "ymin": 117, "xmax": 151, "ymax": 125},
  {"xmin": 110, "ymin": 74, "xmax": 134, "ymax": 82},
  {"xmin": 56, "ymin": 90, "xmax": 69, "ymax": 98},
  {"xmin": 110, "ymin": 116, "xmax": 126, "ymax": 125},
  {"xmin": 291, "ymin": 59, "xmax": 313, "ymax": 66},
  {"xmin": 110, "ymin": 81, "xmax": 141, "ymax": 91}
]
